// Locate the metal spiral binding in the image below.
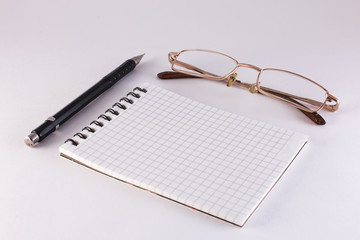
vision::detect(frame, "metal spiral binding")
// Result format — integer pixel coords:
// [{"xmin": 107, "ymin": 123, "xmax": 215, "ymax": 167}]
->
[{"xmin": 64, "ymin": 87, "xmax": 147, "ymax": 146}]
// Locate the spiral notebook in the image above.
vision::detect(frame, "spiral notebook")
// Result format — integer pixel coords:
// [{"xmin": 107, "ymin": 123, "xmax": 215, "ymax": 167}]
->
[{"xmin": 59, "ymin": 83, "xmax": 308, "ymax": 227}]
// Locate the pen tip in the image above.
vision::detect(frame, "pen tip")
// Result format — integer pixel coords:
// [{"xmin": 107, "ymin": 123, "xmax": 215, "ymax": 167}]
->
[{"xmin": 131, "ymin": 54, "xmax": 145, "ymax": 65}]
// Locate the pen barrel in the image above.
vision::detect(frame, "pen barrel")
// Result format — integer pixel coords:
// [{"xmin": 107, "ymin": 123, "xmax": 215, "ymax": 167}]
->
[{"xmin": 33, "ymin": 59, "xmax": 136, "ymax": 142}]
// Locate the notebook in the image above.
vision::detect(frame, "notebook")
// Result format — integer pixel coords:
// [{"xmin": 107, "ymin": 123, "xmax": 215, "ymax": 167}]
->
[{"xmin": 59, "ymin": 83, "xmax": 308, "ymax": 227}]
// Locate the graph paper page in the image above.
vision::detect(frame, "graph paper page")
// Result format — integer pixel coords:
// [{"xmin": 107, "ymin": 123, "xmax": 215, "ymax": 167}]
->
[{"xmin": 60, "ymin": 83, "xmax": 308, "ymax": 227}]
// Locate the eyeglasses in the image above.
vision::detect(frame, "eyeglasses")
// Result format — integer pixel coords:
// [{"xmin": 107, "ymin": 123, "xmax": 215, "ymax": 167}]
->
[{"xmin": 157, "ymin": 49, "xmax": 339, "ymax": 125}]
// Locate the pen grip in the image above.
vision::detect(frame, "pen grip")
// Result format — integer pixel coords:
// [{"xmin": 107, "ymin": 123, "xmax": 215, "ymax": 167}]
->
[{"xmin": 103, "ymin": 59, "xmax": 136, "ymax": 85}]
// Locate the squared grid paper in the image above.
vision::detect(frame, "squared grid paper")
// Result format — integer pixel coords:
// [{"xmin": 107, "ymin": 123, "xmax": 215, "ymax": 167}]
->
[{"xmin": 60, "ymin": 83, "xmax": 308, "ymax": 227}]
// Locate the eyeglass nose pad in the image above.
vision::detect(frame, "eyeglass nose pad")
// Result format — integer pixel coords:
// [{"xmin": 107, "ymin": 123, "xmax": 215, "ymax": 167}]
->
[
  {"xmin": 248, "ymin": 84, "xmax": 258, "ymax": 94},
  {"xmin": 226, "ymin": 73, "xmax": 237, "ymax": 87}
]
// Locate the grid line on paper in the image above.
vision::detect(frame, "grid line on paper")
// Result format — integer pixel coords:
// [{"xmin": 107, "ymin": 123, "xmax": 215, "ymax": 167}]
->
[{"xmin": 62, "ymin": 84, "xmax": 307, "ymax": 227}]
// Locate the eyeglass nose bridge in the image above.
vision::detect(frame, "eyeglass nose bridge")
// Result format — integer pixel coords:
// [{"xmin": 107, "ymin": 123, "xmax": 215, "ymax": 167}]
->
[
  {"xmin": 237, "ymin": 63, "xmax": 262, "ymax": 72},
  {"xmin": 226, "ymin": 63, "xmax": 261, "ymax": 91}
]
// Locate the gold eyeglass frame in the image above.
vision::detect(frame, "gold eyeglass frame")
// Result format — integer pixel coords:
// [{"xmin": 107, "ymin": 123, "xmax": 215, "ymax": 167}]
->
[{"xmin": 158, "ymin": 49, "xmax": 339, "ymax": 125}]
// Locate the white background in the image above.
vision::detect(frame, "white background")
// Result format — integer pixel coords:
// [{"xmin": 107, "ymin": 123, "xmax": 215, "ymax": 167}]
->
[{"xmin": 1, "ymin": 0, "xmax": 359, "ymax": 239}]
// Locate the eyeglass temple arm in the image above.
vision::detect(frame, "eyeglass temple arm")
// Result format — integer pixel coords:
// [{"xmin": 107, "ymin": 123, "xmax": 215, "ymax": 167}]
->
[
  {"xmin": 157, "ymin": 71, "xmax": 326, "ymax": 125},
  {"xmin": 257, "ymin": 85, "xmax": 326, "ymax": 125},
  {"xmin": 158, "ymin": 71, "xmax": 202, "ymax": 79},
  {"xmin": 232, "ymin": 80, "xmax": 326, "ymax": 124},
  {"xmin": 259, "ymin": 86, "xmax": 339, "ymax": 112}
]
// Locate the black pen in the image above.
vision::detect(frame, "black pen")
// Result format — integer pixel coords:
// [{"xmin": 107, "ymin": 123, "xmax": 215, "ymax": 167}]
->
[{"xmin": 25, "ymin": 54, "xmax": 144, "ymax": 147}]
